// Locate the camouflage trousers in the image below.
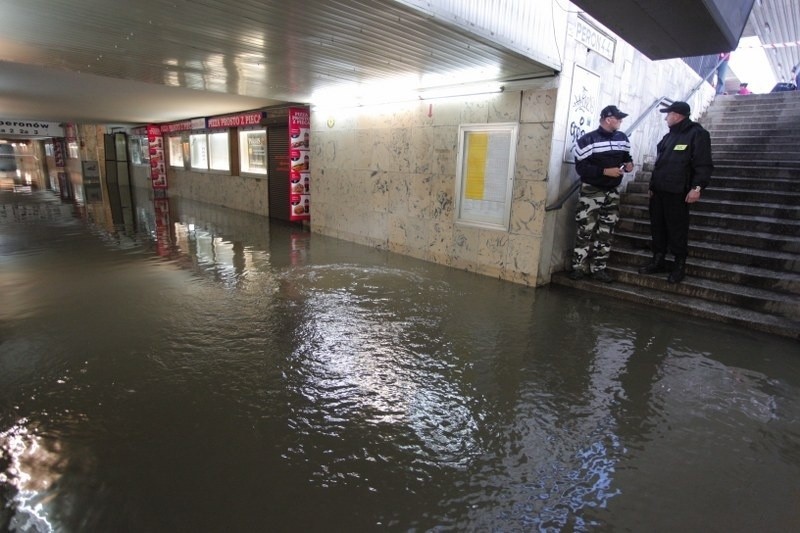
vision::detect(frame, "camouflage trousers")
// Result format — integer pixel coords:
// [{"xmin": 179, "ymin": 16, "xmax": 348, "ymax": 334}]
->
[{"xmin": 571, "ymin": 184, "xmax": 620, "ymax": 273}]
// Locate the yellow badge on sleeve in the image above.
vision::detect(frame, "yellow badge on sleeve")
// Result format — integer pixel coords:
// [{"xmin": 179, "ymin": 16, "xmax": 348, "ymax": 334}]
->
[{"xmin": 674, "ymin": 144, "xmax": 688, "ymax": 151}]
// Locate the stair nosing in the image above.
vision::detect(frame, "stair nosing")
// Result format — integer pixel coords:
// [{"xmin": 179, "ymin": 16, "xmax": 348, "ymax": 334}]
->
[{"xmin": 551, "ymin": 274, "xmax": 800, "ymax": 341}]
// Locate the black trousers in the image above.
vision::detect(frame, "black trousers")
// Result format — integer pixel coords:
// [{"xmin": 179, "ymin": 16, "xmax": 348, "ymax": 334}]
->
[{"xmin": 648, "ymin": 191, "xmax": 690, "ymax": 258}]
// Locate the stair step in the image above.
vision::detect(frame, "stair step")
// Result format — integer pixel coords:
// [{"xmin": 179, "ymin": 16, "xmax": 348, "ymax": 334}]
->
[
  {"xmin": 712, "ymin": 165, "xmax": 800, "ymax": 179},
  {"xmin": 704, "ymin": 118, "xmax": 800, "ymax": 127},
  {"xmin": 625, "ymin": 182, "xmax": 800, "ymax": 204},
  {"xmin": 620, "ymin": 204, "xmax": 800, "ymax": 233},
  {"xmin": 613, "ymin": 230, "xmax": 800, "ymax": 272},
  {"xmin": 707, "ymin": 176, "xmax": 800, "ymax": 193},
  {"xmin": 714, "ymin": 158, "xmax": 800, "ymax": 168},
  {"xmin": 699, "ymin": 187, "xmax": 800, "ymax": 204},
  {"xmin": 695, "ymin": 199, "xmax": 800, "ymax": 220},
  {"xmin": 551, "ymin": 273, "xmax": 800, "ymax": 340},
  {"xmin": 606, "ymin": 265, "xmax": 800, "ymax": 318},
  {"xmin": 711, "ymin": 135, "xmax": 800, "ymax": 145},
  {"xmin": 616, "ymin": 219, "xmax": 800, "ymax": 253},
  {"xmin": 704, "ymin": 116, "xmax": 800, "ymax": 125},
  {"xmin": 712, "ymin": 142, "xmax": 800, "ymax": 153},
  {"xmin": 714, "ymin": 152, "xmax": 800, "ymax": 164},
  {"xmin": 611, "ymin": 248, "xmax": 800, "ymax": 295},
  {"xmin": 705, "ymin": 126, "xmax": 800, "ymax": 137},
  {"xmin": 715, "ymin": 92, "xmax": 800, "ymax": 102},
  {"xmin": 630, "ymin": 167, "xmax": 800, "ymax": 181},
  {"xmin": 621, "ymin": 194, "xmax": 800, "ymax": 220}
]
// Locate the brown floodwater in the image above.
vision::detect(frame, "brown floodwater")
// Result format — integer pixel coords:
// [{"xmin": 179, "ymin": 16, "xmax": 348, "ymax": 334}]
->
[{"xmin": 1, "ymin": 188, "xmax": 799, "ymax": 532}]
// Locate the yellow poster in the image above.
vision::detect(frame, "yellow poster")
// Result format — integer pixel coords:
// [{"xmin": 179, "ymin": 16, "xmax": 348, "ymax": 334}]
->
[{"xmin": 465, "ymin": 132, "xmax": 488, "ymax": 199}]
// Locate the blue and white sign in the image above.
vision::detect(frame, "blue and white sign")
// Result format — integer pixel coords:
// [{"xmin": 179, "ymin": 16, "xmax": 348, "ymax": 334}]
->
[{"xmin": 0, "ymin": 119, "xmax": 65, "ymax": 137}]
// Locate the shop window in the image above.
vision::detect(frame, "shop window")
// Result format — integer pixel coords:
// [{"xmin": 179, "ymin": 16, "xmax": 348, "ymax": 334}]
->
[
  {"xmin": 129, "ymin": 137, "xmax": 141, "ymax": 165},
  {"xmin": 168, "ymin": 136, "xmax": 184, "ymax": 167},
  {"xmin": 190, "ymin": 133, "xmax": 208, "ymax": 170},
  {"xmin": 129, "ymin": 136, "xmax": 150, "ymax": 166},
  {"xmin": 454, "ymin": 123, "xmax": 518, "ymax": 230},
  {"xmin": 139, "ymin": 137, "xmax": 150, "ymax": 164},
  {"xmin": 239, "ymin": 129, "xmax": 267, "ymax": 175},
  {"xmin": 67, "ymin": 141, "xmax": 79, "ymax": 159},
  {"xmin": 208, "ymin": 131, "xmax": 229, "ymax": 171},
  {"xmin": 114, "ymin": 133, "xmax": 128, "ymax": 162}
]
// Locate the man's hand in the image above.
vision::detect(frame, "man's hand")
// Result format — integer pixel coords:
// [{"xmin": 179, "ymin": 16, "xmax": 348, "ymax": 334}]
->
[
  {"xmin": 685, "ymin": 188, "xmax": 701, "ymax": 203},
  {"xmin": 603, "ymin": 167, "xmax": 624, "ymax": 178}
]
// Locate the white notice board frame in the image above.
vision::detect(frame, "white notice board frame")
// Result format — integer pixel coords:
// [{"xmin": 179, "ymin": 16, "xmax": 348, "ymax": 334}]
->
[{"xmin": 454, "ymin": 123, "xmax": 518, "ymax": 231}]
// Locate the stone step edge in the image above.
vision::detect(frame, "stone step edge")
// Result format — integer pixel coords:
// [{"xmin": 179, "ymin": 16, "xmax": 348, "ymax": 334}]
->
[
  {"xmin": 551, "ymin": 274, "xmax": 800, "ymax": 341},
  {"xmin": 606, "ymin": 264, "xmax": 800, "ymax": 313},
  {"xmin": 613, "ymin": 230, "xmax": 800, "ymax": 261},
  {"xmin": 620, "ymin": 203, "xmax": 800, "ymax": 226},
  {"xmin": 616, "ymin": 219, "xmax": 800, "ymax": 247},
  {"xmin": 622, "ymin": 196, "xmax": 800, "ymax": 215},
  {"xmin": 611, "ymin": 247, "xmax": 800, "ymax": 287}
]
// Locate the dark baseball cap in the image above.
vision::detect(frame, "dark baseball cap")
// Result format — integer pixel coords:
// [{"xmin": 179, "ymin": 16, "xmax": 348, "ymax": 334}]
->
[
  {"xmin": 660, "ymin": 101, "xmax": 691, "ymax": 116},
  {"xmin": 600, "ymin": 105, "xmax": 628, "ymax": 119}
]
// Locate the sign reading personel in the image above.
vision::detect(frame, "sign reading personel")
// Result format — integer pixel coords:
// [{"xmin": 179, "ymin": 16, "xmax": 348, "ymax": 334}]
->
[{"xmin": 0, "ymin": 119, "xmax": 65, "ymax": 137}]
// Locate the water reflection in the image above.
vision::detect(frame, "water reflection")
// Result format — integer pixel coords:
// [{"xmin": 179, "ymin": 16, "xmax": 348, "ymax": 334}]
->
[
  {"xmin": 0, "ymin": 421, "xmax": 59, "ymax": 532},
  {"xmin": 1, "ymin": 189, "xmax": 799, "ymax": 532}
]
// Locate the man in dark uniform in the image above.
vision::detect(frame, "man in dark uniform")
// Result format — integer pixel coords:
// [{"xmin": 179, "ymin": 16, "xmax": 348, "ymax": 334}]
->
[
  {"xmin": 569, "ymin": 105, "xmax": 634, "ymax": 283},
  {"xmin": 638, "ymin": 101, "xmax": 713, "ymax": 283}
]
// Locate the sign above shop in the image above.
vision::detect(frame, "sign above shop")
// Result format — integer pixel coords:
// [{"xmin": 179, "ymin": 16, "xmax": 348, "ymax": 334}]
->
[
  {"xmin": 207, "ymin": 111, "xmax": 264, "ymax": 129},
  {"xmin": 160, "ymin": 118, "xmax": 206, "ymax": 133}
]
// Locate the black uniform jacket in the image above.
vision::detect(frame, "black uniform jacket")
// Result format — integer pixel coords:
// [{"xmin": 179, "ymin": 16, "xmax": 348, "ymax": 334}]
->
[{"xmin": 651, "ymin": 118, "xmax": 713, "ymax": 194}]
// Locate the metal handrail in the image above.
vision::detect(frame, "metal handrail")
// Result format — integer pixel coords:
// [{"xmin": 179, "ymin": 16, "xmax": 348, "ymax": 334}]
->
[
  {"xmin": 683, "ymin": 55, "xmax": 727, "ymax": 102},
  {"xmin": 544, "ymin": 179, "xmax": 581, "ymax": 212}
]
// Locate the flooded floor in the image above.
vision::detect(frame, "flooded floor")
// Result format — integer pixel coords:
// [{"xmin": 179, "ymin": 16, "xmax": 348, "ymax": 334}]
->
[{"xmin": 1, "ymin": 189, "xmax": 799, "ymax": 532}]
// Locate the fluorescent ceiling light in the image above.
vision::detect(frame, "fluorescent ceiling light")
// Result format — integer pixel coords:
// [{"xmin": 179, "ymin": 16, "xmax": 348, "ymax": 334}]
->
[{"xmin": 417, "ymin": 82, "xmax": 504, "ymax": 100}]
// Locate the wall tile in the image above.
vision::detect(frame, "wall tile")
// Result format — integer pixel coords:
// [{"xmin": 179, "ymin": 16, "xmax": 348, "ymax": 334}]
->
[
  {"xmin": 515, "ymin": 122, "xmax": 552, "ymax": 181},
  {"xmin": 510, "ymin": 180, "xmax": 547, "ymax": 237}
]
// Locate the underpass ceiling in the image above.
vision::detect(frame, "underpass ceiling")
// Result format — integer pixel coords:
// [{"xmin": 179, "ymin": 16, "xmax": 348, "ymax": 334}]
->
[
  {"xmin": 0, "ymin": 0, "xmax": 556, "ymax": 125},
  {"xmin": 0, "ymin": 0, "xmax": 795, "ymax": 127},
  {"xmin": 745, "ymin": 0, "xmax": 800, "ymax": 82}
]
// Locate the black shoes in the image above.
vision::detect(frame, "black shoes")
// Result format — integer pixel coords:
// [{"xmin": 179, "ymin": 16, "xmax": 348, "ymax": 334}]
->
[
  {"xmin": 638, "ymin": 253, "xmax": 667, "ymax": 274},
  {"xmin": 639, "ymin": 254, "xmax": 687, "ymax": 283},
  {"xmin": 591, "ymin": 269, "xmax": 614, "ymax": 283},
  {"xmin": 667, "ymin": 256, "xmax": 687, "ymax": 284},
  {"xmin": 568, "ymin": 268, "xmax": 613, "ymax": 283},
  {"xmin": 568, "ymin": 269, "xmax": 585, "ymax": 281}
]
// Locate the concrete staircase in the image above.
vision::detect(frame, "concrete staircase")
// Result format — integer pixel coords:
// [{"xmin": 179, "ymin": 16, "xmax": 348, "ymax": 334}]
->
[{"xmin": 554, "ymin": 91, "xmax": 800, "ymax": 340}]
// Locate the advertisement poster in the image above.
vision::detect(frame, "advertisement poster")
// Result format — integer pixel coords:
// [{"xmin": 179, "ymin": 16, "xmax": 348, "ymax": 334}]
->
[
  {"xmin": 288, "ymin": 107, "xmax": 310, "ymax": 221},
  {"xmin": 147, "ymin": 124, "xmax": 168, "ymax": 190},
  {"xmin": 53, "ymin": 138, "xmax": 65, "ymax": 168},
  {"xmin": 564, "ymin": 64, "xmax": 601, "ymax": 163}
]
